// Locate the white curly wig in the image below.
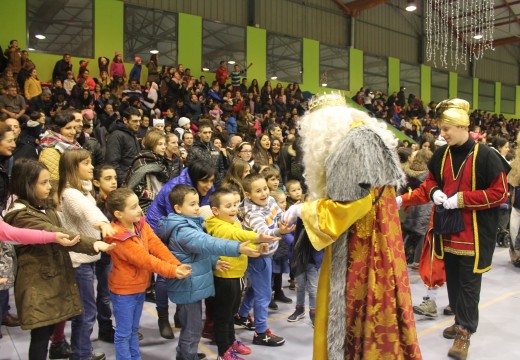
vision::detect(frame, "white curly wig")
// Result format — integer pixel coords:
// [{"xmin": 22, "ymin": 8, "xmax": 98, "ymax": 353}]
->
[{"xmin": 299, "ymin": 104, "xmax": 399, "ymax": 199}]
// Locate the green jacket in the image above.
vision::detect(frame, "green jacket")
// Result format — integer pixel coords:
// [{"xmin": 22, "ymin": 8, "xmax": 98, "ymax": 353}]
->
[{"xmin": 4, "ymin": 200, "xmax": 98, "ymax": 330}]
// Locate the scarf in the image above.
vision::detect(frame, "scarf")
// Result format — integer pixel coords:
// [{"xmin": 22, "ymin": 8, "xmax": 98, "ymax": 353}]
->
[{"xmin": 39, "ymin": 130, "xmax": 81, "ymax": 153}]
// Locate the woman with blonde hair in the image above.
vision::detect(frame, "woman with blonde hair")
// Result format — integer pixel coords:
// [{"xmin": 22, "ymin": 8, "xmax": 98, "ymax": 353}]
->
[{"xmin": 221, "ymin": 158, "xmax": 250, "ymax": 199}]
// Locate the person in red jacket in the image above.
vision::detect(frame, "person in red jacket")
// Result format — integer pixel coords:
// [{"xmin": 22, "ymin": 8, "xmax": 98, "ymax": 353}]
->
[
  {"xmin": 215, "ymin": 61, "xmax": 228, "ymax": 90},
  {"xmin": 105, "ymin": 188, "xmax": 192, "ymax": 359},
  {"xmin": 110, "ymin": 51, "xmax": 127, "ymax": 82}
]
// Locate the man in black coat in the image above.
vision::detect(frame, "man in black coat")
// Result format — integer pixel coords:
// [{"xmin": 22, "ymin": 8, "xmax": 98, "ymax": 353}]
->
[
  {"xmin": 52, "ymin": 53, "xmax": 73, "ymax": 81},
  {"xmin": 105, "ymin": 106, "xmax": 142, "ymax": 186}
]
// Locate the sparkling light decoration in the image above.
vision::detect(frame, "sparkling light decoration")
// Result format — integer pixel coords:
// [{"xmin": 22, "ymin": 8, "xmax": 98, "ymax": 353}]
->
[{"xmin": 425, "ymin": 0, "xmax": 494, "ymax": 69}]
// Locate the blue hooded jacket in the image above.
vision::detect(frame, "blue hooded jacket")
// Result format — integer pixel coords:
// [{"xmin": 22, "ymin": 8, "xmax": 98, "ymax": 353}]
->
[
  {"xmin": 146, "ymin": 167, "xmax": 214, "ymax": 232},
  {"xmin": 156, "ymin": 213, "xmax": 241, "ymax": 304}
]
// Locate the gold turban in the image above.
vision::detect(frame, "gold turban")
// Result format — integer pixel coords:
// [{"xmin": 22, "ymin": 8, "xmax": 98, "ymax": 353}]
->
[{"xmin": 435, "ymin": 98, "xmax": 470, "ymax": 127}]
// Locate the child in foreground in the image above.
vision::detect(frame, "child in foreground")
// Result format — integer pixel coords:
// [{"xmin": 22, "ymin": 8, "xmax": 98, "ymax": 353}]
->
[
  {"xmin": 156, "ymin": 184, "xmax": 262, "ymax": 360},
  {"xmin": 206, "ymin": 188, "xmax": 277, "ymax": 359},
  {"xmin": 235, "ymin": 174, "xmax": 295, "ymax": 347},
  {"xmin": 104, "ymin": 188, "xmax": 192, "ymax": 360}
]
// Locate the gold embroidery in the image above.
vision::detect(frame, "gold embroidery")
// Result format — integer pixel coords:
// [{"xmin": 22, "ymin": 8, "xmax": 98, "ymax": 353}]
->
[{"xmin": 444, "ymin": 247, "xmax": 475, "ymax": 256}]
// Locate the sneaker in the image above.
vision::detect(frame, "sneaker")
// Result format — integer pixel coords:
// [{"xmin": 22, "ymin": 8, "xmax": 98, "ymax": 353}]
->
[
  {"xmin": 443, "ymin": 323, "xmax": 460, "ymax": 339},
  {"xmin": 253, "ymin": 328, "xmax": 285, "ymax": 346},
  {"xmin": 90, "ymin": 353, "xmax": 106, "ymax": 360},
  {"xmin": 309, "ymin": 309, "xmax": 316, "ymax": 327},
  {"xmin": 233, "ymin": 314, "xmax": 256, "ymax": 331},
  {"xmin": 447, "ymin": 327, "xmax": 471, "ymax": 360},
  {"xmin": 268, "ymin": 298, "xmax": 279, "ymax": 310},
  {"xmin": 444, "ymin": 305, "xmax": 455, "ymax": 316},
  {"xmin": 49, "ymin": 340, "xmax": 73, "ymax": 359},
  {"xmin": 232, "ymin": 340, "xmax": 252, "ymax": 355},
  {"xmin": 287, "ymin": 305, "xmax": 305, "ymax": 322},
  {"xmin": 98, "ymin": 328, "xmax": 115, "ymax": 343},
  {"xmin": 217, "ymin": 347, "xmax": 244, "ymax": 360},
  {"xmin": 274, "ymin": 291, "xmax": 293, "ymax": 304},
  {"xmin": 413, "ymin": 297, "xmax": 438, "ymax": 318}
]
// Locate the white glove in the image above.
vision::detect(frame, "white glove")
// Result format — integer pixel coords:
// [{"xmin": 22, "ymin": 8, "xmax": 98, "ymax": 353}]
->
[
  {"xmin": 396, "ymin": 196, "xmax": 403, "ymax": 209},
  {"xmin": 432, "ymin": 190, "xmax": 448, "ymax": 205},
  {"xmin": 443, "ymin": 194, "xmax": 459, "ymax": 209},
  {"xmin": 283, "ymin": 204, "xmax": 302, "ymax": 225}
]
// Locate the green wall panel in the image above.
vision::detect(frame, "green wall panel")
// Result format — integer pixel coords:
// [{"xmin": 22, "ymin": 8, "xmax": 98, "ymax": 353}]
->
[
  {"xmin": 495, "ymin": 82, "xmax": 501, "ymax": 114},
  {"xmin": 247, "ymin": 26, "xmax": 266, "ymax": 89},
  {"xmin": 449, "ymin": 72, "xmax": 458, "ymax": 99},
  {"xmin": 303, "ymin": 38, "xmax": 319, "ymax": 94},
  {"xmin": 473, "ymin": 78, "xmax": 479, "ymax": 110},
  {"xmin": 178, "ymin": 13, "xmax": 202, "ymax": 79},
  {"xmin": 349, "ymin": 48, "xmax": 363, "ymax": 96},
  {"xmin": 388, "ymin": 57, "xmax": 400, "ymax": 95},
  {"xmin": 421, "ymin": 65, "xmax": 431, "ymax": 104}
]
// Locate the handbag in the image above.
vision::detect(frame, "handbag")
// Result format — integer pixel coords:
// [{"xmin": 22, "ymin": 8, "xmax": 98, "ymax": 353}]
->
[{"xmin": 432, "ymin": 144, "xmax": 475, "ymax": 236}]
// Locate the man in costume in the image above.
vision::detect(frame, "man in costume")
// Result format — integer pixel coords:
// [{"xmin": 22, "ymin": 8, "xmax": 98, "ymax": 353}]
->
[
  {"xmin": 285, "ymin": 93, "xmax": 422, "ymax": 360},
  {"xmin": 399, "ymin": 98, "xmax": 508, "ymax": 360}
]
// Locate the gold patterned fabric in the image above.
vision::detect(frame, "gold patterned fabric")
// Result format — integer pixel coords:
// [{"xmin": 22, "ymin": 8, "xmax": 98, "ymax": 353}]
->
[{"xmin": 308, "ymin": 187, "xmax": 422, "ymax": 360}]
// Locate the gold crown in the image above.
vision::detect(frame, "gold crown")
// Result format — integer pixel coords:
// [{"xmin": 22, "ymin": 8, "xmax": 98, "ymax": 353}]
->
[{"xmin": 308, "ymin": 92, "xmax": 347, "ymax": 113}]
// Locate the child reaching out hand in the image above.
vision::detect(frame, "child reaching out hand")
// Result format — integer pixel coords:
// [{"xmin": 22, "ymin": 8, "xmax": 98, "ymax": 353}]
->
[{"xmin": 104, "ymin": 188, "xmax": 192, "ymax": 359}]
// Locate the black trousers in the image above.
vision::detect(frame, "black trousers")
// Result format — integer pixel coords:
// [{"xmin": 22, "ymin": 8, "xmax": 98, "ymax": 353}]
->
[
  {"xmin": 212, "ymin": 277, "xmax": 241, "ymax": 355},
  {"xmin": 29, "ymin": 324, "xmax": 55, "ymax": 360},
  {"xmin": 444, "ymin": 252, "xmax": 482, "ymax": 333}
]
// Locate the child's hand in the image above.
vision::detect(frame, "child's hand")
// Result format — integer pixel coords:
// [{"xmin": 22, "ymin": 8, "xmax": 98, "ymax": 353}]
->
[
  {"xmin": 93, "ymin": 241, "xmax": 116, "ymax": 253},
  {"xmin": 96, "ymin": 222, "xmax": 116, "ymax": 238},
  {"xmin": 215, "ymin": 260, "xmax": 231, "ymax": 272},
  {"xmin": 279, "ymin": 221, "xmax": 296, "ymax": 235},
  {"xmin": 55, "ymin": 233, "xmax": 80, "ymax": 247},
  {"xmin": 0, "ymin": 278, "xmax": 7, "ymax": 284},
  {"xmin": 239, "ymin": 240, "xmax": 261, "ymax": 258},
  {"xmin": 256, "ymin": 233, "xmax": 281, "ymax": 243},
  {"xmin": 283, "ymin": 204, "xmax": 302, "ymax": 225},
  {"xmin": 175, "ymin": 264, "xmax": 192, "ymax": 279},
  {"xmin": 258, "ymin": 243, "xmax": 269, "ymax": 254}
]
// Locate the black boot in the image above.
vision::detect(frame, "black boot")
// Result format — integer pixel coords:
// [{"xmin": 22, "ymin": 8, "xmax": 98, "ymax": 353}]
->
[
  {"xmin": 174, "ymin": 308, "xmax": 181, "ymax": 328},
  {"xmin": 157, "ymin": 307, "xmax": 174, "ymax": 339}
]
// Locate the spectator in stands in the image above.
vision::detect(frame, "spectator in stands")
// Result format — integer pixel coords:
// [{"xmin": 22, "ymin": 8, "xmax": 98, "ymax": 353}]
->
[
  {"xmin": 53, "ymin": 53, "xmax": 73, "ymax": 81},
  {"xmin": 253, "ymin": 134, "xmax": 272, "ymax": 167},
  {"xmin": 164, "ymin": 133, "xmax": 183, "ymax": 180},
  {"xmin": 4, "ymin": 40, "xmax": 22, "ymax": 77},
  {"xmin": 230, "ymin": 63, "xmax": 252, "ymax": 94},
  {"xmin": 188, "ymin": 93, "xmax": 203, "ymax": 123},
  {"xmin": 129, "ymin": 57, "xmax": 142, "ymax": 85},
  {"xmin": 12, "ymin": 111, "xmax": 43, "ymax": 161},
  {"xmin": 0, "ymin": 85, "xmax": 29, "ymax": 123},
  {"xmin": 24, "ymin": 68, "xmax": 42, "ymax": 100},
  {"xmin": 397, "ymin": 86, "xmax": 406, "ymax": 107},
  {"xmin": 186, "ymin": 123, "xmax": 226, "ymax": 187},
  {"xmin": 105, "ymin": 106, "xmax": 142, "ymax": 186},
  {"xmin": 29, "ymin": 87, "xmax": 54, "ymax": 120},
  {"xmin": 110, "ymin": 52, "xmax": 126, "ymax": 82},
  {"xmin": 216, "ymin": 61, "xmax": 228, "ymax": 90},
  {"xmin": 248, "ymin": 79, "xmax": 260, "ymax": 96},
  {"xmin": 147, "ymin": 54, "xmax": 160, "ymax": 84}
]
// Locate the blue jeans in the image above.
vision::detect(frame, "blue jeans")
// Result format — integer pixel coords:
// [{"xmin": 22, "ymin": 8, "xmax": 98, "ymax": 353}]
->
[
  {"xmin": 176, "ymin": 301, "xmax": 202, "ymax": 360},
  {"xmin": 71, "ymin": 263, "xmax": 97, "ymax": 360},
  {"xmin": 96, "ymin": 253, "xmax": 113, "ymax": 333},
  {"xmin": 295, "ymin": 263, "xmax": 319, "ymax": 310},
  {"xmin": 155, "ymin": 274, "xmax": 169, "ymax": 310},
  {"xmin": 238, "ymin": 257, "xmax": 272, "ymax": 333},
  {"xmin": 110, "ymin": 292, "xmax": 145, "ymax": 360}
]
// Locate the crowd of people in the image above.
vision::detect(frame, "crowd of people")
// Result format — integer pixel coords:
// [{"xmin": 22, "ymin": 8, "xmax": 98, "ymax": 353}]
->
[{"xmin": 0, "ymin": 38, "xmax": 518, "ymax": 360}]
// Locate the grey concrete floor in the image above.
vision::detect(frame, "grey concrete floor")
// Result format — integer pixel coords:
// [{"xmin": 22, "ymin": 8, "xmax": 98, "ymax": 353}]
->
[{"xmin": 1, "ymin": 247, "xmax": 519, "ymax": 360}]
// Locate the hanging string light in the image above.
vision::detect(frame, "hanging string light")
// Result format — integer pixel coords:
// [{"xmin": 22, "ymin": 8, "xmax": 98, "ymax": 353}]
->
[{"xmin": 425, "ymin": 0, "xmax": 495, "ymax": 69}]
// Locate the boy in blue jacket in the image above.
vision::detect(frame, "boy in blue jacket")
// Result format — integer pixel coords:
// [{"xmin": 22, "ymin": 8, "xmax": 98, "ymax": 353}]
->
[{"xmin": 156, "ymin": 184, "xmax": 261, "ymax": 360}]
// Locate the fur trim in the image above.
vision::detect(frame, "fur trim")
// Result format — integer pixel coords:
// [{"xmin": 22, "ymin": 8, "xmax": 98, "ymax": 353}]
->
[
  {"xmin": 508, "ymin": 158, "xmax": 520, "ymax": 187},
  {"xmin": 404, "ymin": 166, "xmax": 427, "ymax": 179},
  {"xmin": 300, "ymin": 105, "xmax": 398, "ymax": 200},
  {"xmin": 325, "ymin": 126, "xmax": 406, "ymax": 202},
  {"xmin": 328, "ymin": 232, "xmax": 349, "ymax": 360}
]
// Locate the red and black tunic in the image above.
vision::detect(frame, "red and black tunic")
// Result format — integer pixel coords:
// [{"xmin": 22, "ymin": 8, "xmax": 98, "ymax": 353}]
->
[{"xmin": 423, "ymin": 138, "xmax": 509, "ymax": 273}]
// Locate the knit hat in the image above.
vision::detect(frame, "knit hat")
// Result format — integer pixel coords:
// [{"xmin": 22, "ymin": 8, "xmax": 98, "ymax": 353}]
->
[
  {"xmin": 115, "ymin": 51, "xmax": 122, "ymax": 57},
  {"xmin": 81, "ymin": 109, "xmax": 95, "ymax": 121},
  {"xmin": 153, "ymin": 118, "xmax": 165, "ymax": 127},
  {"xmin": 134, "ymin": 57, "xmax": 142, "ymax": 63},
  {"xmin": 178, "ymin": 117, "xmax": 190, "ymax": 127}
]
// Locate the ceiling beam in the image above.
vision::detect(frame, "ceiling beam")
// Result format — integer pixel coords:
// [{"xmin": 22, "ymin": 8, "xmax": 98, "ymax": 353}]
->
[
  {"xmin": 332, "ymin": 0, "xmax": 390, "ymax": 17},
  {"xmin": 493, "ymin": 36, "xmax": 520, "ymax": 46},
  {"xmin": 452, "ymin": 0, "xmax": 520, "ymax": 20}
]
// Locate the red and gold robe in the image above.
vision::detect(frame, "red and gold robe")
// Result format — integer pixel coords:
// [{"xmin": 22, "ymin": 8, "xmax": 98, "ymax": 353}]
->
[{"xmin": 302, "ymin": 187, "xmax": 422, "ymax": 360}]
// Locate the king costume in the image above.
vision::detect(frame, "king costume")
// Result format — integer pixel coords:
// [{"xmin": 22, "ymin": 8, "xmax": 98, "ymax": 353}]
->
[{"xmin": 292, "ymin": 94, "xmax": 422, "ymax": 360}]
